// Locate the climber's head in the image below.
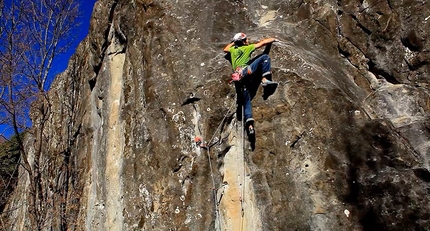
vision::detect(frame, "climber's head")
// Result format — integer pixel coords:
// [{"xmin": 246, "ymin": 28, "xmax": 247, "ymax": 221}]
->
[{"xmin": 233, "ymin": 32, "xmax": 248, "ymax": 46}]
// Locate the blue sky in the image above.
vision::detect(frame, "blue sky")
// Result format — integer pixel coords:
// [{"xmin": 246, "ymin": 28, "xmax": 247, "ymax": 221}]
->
[
  {"xmin": 0, "ymin": 0, "xmax": 97, "ymax": 139},
  {"xmin": 51, "ymin": 1, "xmax": 98, "ymax": 78}
]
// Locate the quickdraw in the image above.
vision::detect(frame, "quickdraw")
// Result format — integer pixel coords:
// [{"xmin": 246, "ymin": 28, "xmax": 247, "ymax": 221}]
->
[{"xmin": 194, "ymin": 136, "xmax": 208, "ymax": 149}]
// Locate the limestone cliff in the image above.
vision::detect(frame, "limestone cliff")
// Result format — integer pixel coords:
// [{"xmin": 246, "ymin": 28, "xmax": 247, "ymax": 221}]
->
[{"xmin": 4, "ymin": 0, "xmax": 430, "ymax": 230}]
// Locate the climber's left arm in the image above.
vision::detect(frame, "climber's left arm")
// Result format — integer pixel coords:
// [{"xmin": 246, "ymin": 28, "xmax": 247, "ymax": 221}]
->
[{"xmin": 254, "ymin": 38, "xmax": 277, "ymax": 49}]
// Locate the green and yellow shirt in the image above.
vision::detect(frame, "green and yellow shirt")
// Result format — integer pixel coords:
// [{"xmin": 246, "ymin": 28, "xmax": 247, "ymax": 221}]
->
[{"xmin": 229, "ymin": 44, "xmax": 256, "ymax": 70}]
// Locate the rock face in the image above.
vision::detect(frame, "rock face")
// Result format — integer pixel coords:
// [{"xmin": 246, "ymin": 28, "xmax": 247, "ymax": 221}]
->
[{"xmin": 4, "ymin": 0, "xmax": 430, "ymax": 230}]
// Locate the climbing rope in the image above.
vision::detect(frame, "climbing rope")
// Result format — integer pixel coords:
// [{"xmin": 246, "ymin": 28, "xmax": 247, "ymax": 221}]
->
[
  {"xmin": 207, "ymin": 100, "xmax": 236, "ymax": 147},
  {"xmin": 240, "ymin": 104, "xmax": 245, "ymax": 231},
  {"xmin": 200, "ymin": 100, "xmax": 236, "ymax": 229},
  {"xmin": 198, "ymin": 96, "xmax": 249, "ymax": 230}
]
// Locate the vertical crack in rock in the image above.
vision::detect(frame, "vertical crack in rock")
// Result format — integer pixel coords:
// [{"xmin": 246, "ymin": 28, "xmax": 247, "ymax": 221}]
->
[
  {"xmin": 217, "ymin": 123, "xmax": 262, "ymax": 231},
  {"xmin": 85, "ymin": 90, "xmax": 103, "ymax": 230},
  {"xmin": 105, "ymin": 49, "xmax": 126, "ymax": 229}
]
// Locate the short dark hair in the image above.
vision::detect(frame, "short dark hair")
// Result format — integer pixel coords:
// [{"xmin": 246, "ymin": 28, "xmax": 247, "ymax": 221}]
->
[{"xmin": 234, "ymin": 38, "xmax": 246, "ymax": 46}]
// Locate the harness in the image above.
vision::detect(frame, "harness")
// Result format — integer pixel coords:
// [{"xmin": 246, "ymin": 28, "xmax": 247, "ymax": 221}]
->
[
  {"xmin": 231, "ymin": 67, "xmax": 243, "ymax": 82},
  {"xmin": 230, "ymin": 65, "xmax": 252, "ymax": 83}
]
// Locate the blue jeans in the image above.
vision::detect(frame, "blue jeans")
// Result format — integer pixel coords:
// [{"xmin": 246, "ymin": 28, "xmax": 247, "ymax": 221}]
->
[
  {"xmin": 237, "ymin": 54, "xmax": 272, "ymax": 122},
  {"xmin": 242, "ymin": 86, "xmax": 252, "ymax": 122},
  {"xmin": 242, "ymin": 54, "xmax": 271, "ymax": 79}
]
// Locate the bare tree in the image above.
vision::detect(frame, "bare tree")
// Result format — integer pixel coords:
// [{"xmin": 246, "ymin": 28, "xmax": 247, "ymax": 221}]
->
[{"xmin": 0, "ymin": 0, "xmax": 81, "ymax": 230}]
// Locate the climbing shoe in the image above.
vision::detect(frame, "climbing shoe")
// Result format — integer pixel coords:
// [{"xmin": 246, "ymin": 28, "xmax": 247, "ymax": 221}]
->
[
  {"xmin": 261, "ymin": 79, "xmax": 278, "ymax": 87},
  {"xmin": 262, "ymin": 82, "xmax": 278, "ymax": 100},
  {"xmin": 245, "ymin": 118, "xmax": 255, "ymax": 135},
  {"xmin": 248, "ymin": 125, "xmax": 255, "ymax": 135}
]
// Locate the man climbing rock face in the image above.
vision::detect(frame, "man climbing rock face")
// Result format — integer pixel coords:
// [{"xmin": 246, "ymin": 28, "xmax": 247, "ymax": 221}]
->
[{"xmin": 223, "ymin": 32, "xmax": 278, "ymax": 137}]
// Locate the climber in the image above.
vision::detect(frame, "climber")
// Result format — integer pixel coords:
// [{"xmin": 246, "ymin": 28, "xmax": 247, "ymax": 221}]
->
[{"xmin": 223, "ymin": 32, "xmax": 278, "ymax": 136}]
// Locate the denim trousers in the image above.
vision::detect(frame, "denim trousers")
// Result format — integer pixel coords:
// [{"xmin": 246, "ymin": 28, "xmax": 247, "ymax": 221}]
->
[
  {"xmin": 237, "ymin": 54, "xmax": 272, "ymax": 122},
  {"xmin": 242, "ymin": 54, "xmax": 271, "ymax": 79},
  {"xmin": 242, "ymin": 87, "xmax": 253, "ymax": 122}
]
